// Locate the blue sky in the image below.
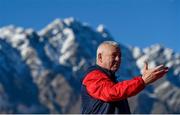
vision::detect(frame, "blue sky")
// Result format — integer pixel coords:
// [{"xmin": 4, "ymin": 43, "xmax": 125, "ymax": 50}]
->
[{"xmin": 0, "ymin": 0, "xmax": 179, "ymax": 52}]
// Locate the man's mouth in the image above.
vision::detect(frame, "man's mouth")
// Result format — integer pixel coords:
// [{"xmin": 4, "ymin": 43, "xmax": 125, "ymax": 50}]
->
[{"xmin": 114, "ymin": 64, "xmax": 119, "ymax": 68}]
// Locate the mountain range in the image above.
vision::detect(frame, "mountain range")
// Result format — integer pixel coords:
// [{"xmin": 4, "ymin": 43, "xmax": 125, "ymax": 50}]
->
[{"xmin": 0, "ymin": 17, "xmax": 179, "ymax": 113}]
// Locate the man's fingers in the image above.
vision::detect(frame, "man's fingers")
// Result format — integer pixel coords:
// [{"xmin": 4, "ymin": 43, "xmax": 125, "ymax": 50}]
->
[
  {"xmin": 153, "ymin": 64, "xmax": 165, "ymax": 72},
  {"xmin": 163, "ymin": 67, "xmax": 169, "ymax": 72},
  {"xmin": 154, "ymin": 68, "xmax": 168, "ymax": 77}
]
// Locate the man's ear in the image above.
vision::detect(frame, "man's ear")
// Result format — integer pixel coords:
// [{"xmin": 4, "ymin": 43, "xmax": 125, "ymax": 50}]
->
[{"xmin": 98, "ymin": 53, "xmax": 102, "ymax": 63}]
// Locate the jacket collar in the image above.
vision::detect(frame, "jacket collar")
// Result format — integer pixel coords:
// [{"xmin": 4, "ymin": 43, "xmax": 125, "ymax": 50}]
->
[{"xmin": 95, "ymin": 64, "xmax": 117, "ymax": 82}]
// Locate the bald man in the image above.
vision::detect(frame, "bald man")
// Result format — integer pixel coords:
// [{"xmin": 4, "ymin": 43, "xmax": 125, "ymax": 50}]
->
[{"xmin": 81, "ymin": 41, "xmax": 168, "ymax": 114}]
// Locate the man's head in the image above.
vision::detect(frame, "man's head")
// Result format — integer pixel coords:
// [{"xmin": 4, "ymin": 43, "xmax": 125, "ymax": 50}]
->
[{"xmin": 96, "ymin": 41, "xmax": 121, "ymax": 72}]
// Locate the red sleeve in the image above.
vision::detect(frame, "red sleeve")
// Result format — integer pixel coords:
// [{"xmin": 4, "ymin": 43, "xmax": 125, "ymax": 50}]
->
[{"xmin": 82, "ymin": 70, "xmax": 145, "ymax": 102}]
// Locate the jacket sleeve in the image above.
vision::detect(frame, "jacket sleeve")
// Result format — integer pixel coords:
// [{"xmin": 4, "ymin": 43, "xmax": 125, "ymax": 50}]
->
[{"xmin": 82, "ymin": 70, "xmax": 145, "ymax": 102}]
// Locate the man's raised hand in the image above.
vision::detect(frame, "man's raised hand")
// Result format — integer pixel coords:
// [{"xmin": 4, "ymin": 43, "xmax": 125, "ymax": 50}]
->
[{"xmin": 142, "ymin": 61, "xmax": 169, "ymax": 85}]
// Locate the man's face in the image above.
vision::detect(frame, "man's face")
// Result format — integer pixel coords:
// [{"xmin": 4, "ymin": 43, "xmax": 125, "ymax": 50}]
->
[{"xmin": 100, "ymin": 45, "xmax": 121, "ymax": 72}]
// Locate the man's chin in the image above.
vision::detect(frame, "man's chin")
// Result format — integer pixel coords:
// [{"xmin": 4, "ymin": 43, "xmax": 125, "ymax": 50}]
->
[{"xmin": 111, "ymin": 67, "xmax": 119, "ymax": 72}]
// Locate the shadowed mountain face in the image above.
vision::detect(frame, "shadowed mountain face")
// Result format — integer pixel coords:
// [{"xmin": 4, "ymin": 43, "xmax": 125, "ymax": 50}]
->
[{"xmin": 0, "ymin": 18, "xmax": 179, "ymax": 113}]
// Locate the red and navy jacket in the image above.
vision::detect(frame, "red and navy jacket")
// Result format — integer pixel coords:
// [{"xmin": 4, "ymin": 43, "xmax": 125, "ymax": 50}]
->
[{"xmin": 81, "ymin": 65, "xmax": 145, "ymax": 114}]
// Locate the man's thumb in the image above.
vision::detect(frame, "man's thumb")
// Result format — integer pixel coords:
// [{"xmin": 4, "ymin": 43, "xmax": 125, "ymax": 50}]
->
[{"xmin": 143, "ymin": 61, "xmax": 148, "ymax": 72}]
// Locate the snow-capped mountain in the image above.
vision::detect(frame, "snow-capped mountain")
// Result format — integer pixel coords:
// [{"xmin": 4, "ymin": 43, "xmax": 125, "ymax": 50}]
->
[
  {"xmin": 129, "ymin": 45, "xmax": 180, "ymax": 113},
  {"xmin": 0, "ymin": 17, "xmax": 179, "ymax": 113}
]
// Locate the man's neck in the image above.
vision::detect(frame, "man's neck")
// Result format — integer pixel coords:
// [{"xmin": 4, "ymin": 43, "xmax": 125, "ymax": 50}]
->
[{"xmin": 96, "ymin": 64, "xmax": 115, "ymax": 74}]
